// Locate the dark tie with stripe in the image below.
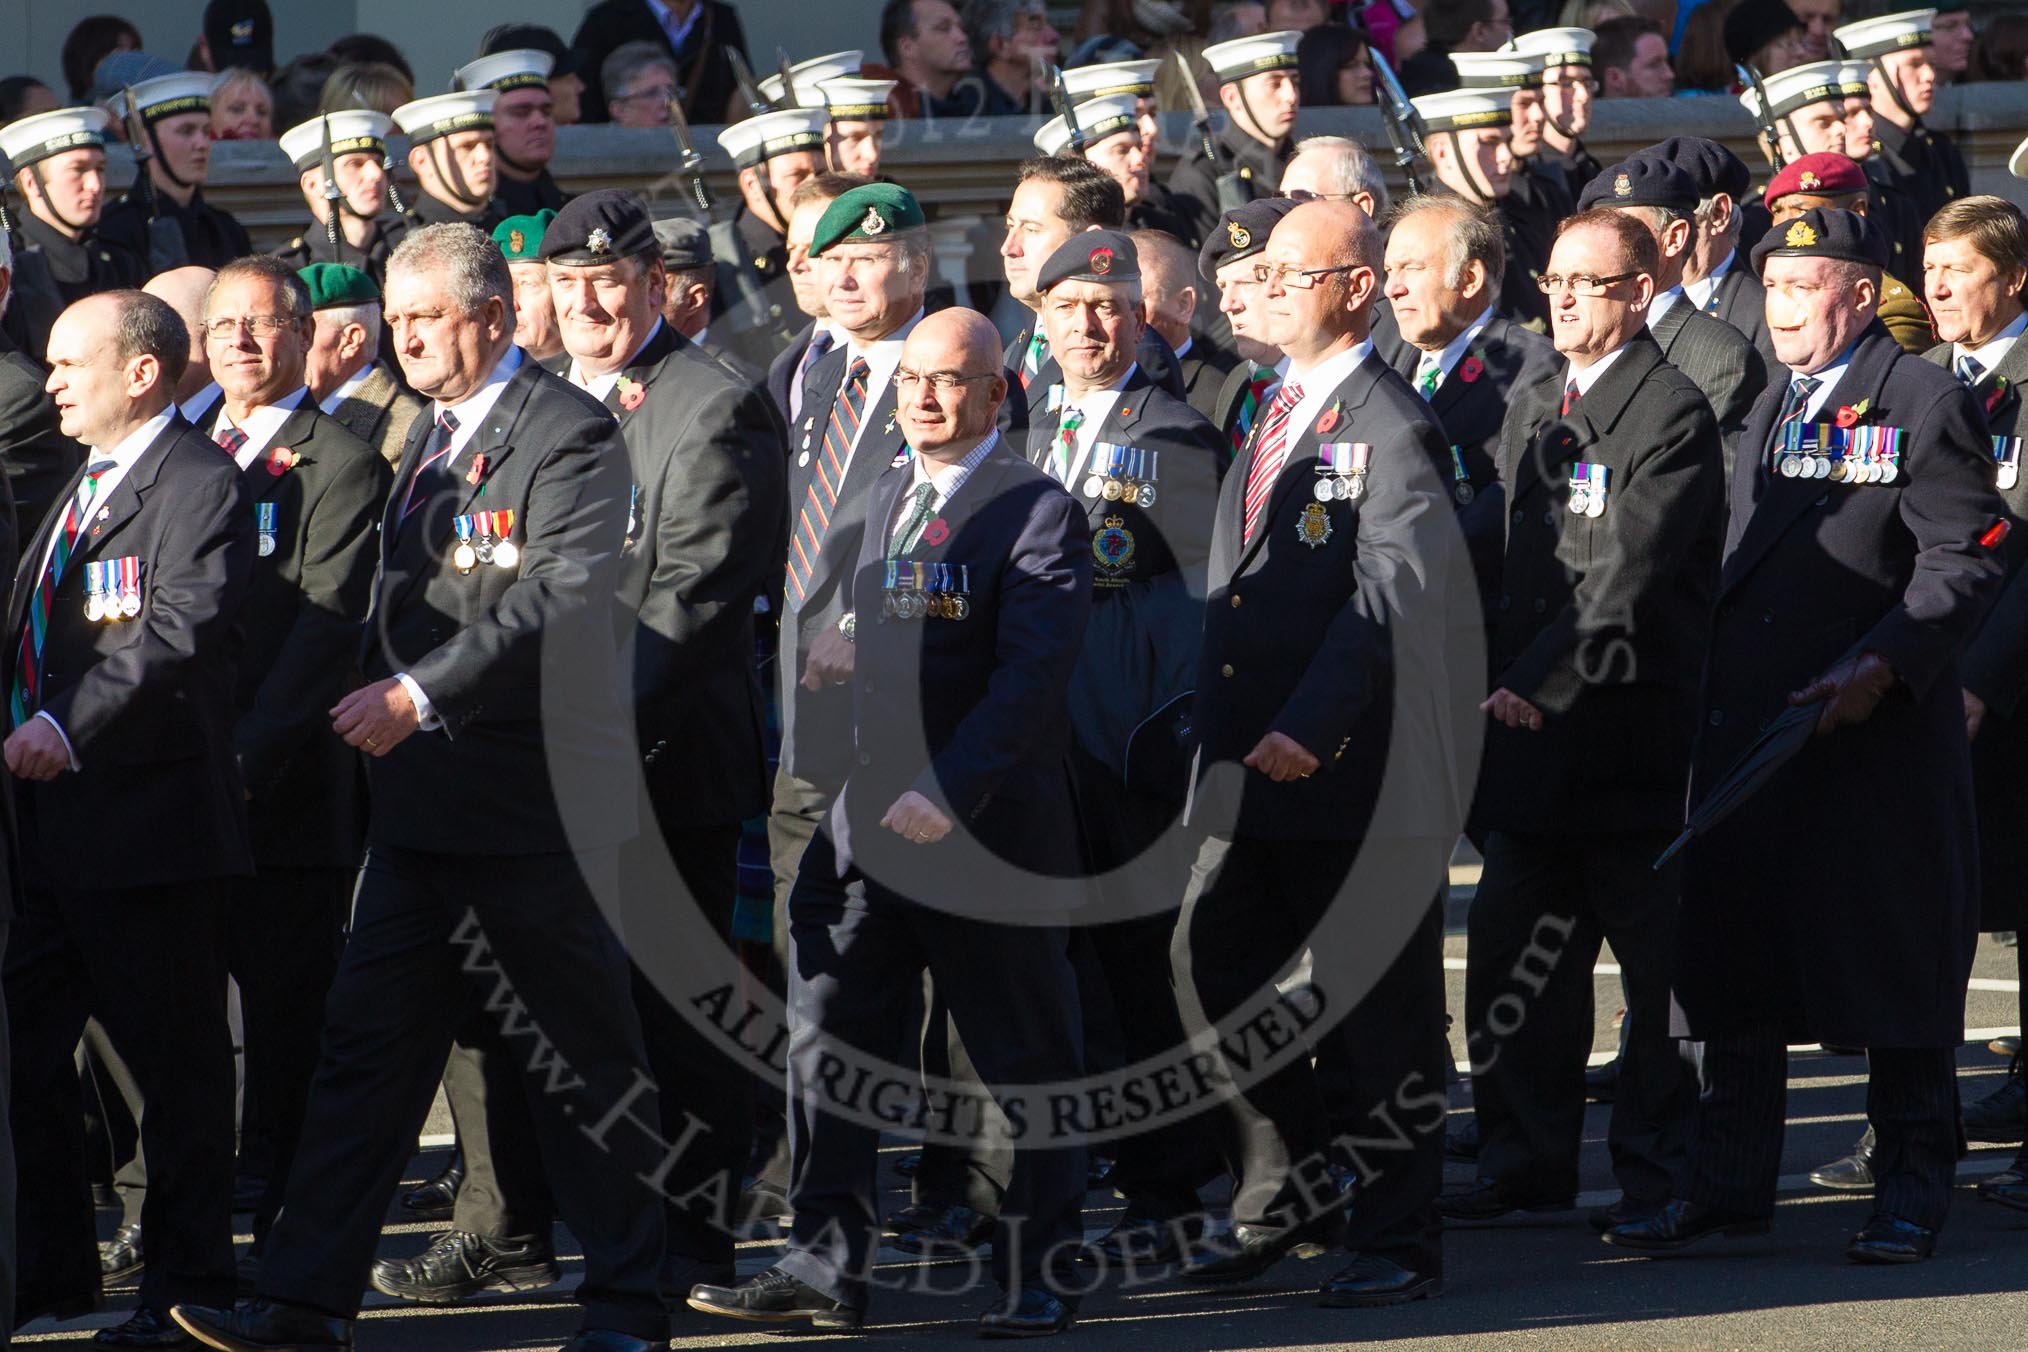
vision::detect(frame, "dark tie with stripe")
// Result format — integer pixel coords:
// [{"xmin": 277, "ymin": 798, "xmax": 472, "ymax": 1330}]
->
[
  {"xmin": 787, "ymin": 357, "xmax": 871, "ymax": 609},
  {"xmin": 1956, "ymin": 353, "xmax": 1985, "ymax": 388},
  {"xmin": 1561, "ymin": 379, "xmax": 1580, "ymax": 416},
  {"xmin": 399, "ymin": 410, "xmax": 460, "ymax": 522}
]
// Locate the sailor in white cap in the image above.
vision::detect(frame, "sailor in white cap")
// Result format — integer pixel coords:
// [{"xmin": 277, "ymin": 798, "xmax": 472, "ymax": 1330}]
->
[
  {"xmin": 456, "ymin": 49, "xmax": 565, "ymax": 217},
  {"xmin": 1034, "ymin": 91, "xmax": 1193, "ymax": 242},
  {"xmin": 99, "ymin": 72, "xmax": 252, "ymax": 271},
  {"xmin": 1455, "ymin": 50, "xmax": 1566, "ymax": 323},
  {"xmin": 759, "ymin": 50, "xmax": 864, "ymax": 107},
  {"xmin": 1833, "ymin": 8, "xmax": 1967, "ymax": 222},
  {"xmin": 1060, "ymin": 59, "xmax": 1201, "ymax": 244},
  {"xmin": 1413, "ymin": 86, "xmax": 1546, "ymax": 327},
  {"xmin": 274, "ymin": 110, "xmax": 408, "ymax": 286},
  {"xmin": 1505, "ymin": 27, "xmax": 1601, "ymax": 199},
  {"xmin": 715, "ymin": 106, "xmax": 831, "ymax": 368},
  {"xmin": 0, "ymin": 106, "xmax": 144, "ymax": 359},
  {"xmin": 817, "ymin": 76, "xmax": 896, "ymax": 178},
  {"xmin": 1167, "ymin": 30, "xmax": 1302, "ymax": 247},
  {"xmin": 1836, "ymin": 59, "xmax": 1877, "ymax": 166},
  {"xmin": 391, "ymin": 90, "xmax": 503, "ymax": 231}
]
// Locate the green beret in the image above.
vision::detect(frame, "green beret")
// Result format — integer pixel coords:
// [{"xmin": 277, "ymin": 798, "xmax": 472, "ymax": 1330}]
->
[
  {"xmin": 494, "ymin": 209, "xmax": 557, "ymax": 263},
  {"xmin": 811, "ymin": 183, "xmax": 926, "ymax": 258},
  {"xmin": 296, "ymin": 263, "xmax": 379, "ymax": 310}
]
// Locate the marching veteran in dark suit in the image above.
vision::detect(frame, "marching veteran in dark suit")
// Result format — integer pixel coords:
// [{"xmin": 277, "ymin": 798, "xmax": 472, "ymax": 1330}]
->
[
  {"xmin": 1176, "ymin": 200, "xmax": 1475, "ymax": 1308},
  {"xmin": 198, "ymin": 256, "xmax": 391, "ymax": 1247},
  {"xmin": 1579, "ymin": 158, "xmax": 1765, "ymax": 476},
  {"xmin": 173, "ymin": 223, "xmax": 669, "ymax": 1352},
  {"xmin": 1022, "ymin": 229, "xmax": 1225, "ymax": 1265},
  {"xmin": 1200, "ymin": 198, "xmax": 1298, "ymax": 460},
  {"xmin": 1603, "ymin": 208, "xmax": 2008, "ymax": 1266},
  {"xmin": 689, "ymin": 307, "xmax": 1093, "ymax": 1338},
  {"xmin": 4, "ymin": 290, "xmax": 254, "ymax": 1345},
  {"xmin": 1443, "ymin": 208, "xmax": 1721, "ymax": 1233}
]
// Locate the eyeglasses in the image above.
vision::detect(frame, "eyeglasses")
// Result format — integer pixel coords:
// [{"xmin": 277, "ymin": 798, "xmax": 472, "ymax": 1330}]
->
[
  {"xmin": 1251, "ymin": 262, "xmax": 1358, "ymax": 289},
  {"xmin": 202, "ymin": 315, "xmax": 298, "ymax": 339},
  {"xmin": 895, "ymin": 370, "xmax": 997, "ymax": 393},
  {"xmin": 1536, "ymin": 271, "xmax": 1638, "ymax": 296},
  {"xmin": 1283, "ymin": 188, "xmax": 1353, "ymax": 203},
  {"xmin": 615, "ymin": 83, "xmax": 679, "ymax": 103}
]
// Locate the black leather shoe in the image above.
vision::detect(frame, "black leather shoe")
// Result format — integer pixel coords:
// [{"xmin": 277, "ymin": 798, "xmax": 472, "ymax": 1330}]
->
[
  {"xmin": 100, "ymin": 1222, "xmax": 145, "ymax": 1282},
  {"xmin": 1317, "ymin": 1253, "xmax": 1440, "ymax": 1307},
  {"xmin": 1584, "ymin": 1059, "xmax": 1619, "ymax": 1104},
  {"xmin": 1981, "ymin": 1166, "xmax": 2028, "ymax": 1212},
  {"xmin": 397, "ymin": 1151, "xmax": 464, "ymax": 1223},
  {"xmin": 1444, "ymin": 1117, "xmax": 1479, "ymax": 1162},
  {"xmin": 1809, "ymin": 1126, "xmax": 1876, "ymax": 1191},
  {"xmin": 557, "ymin": 1332, "xmax": 669, "ymax": 1351},
  {"xmin": 94, "ymin": 1308, "xmax": 195, "ymax": 1347},
  {"xmin": 170, "ymin": 1298, "xmax": 354, "ymax": 1350},
  {"xmin": 686, "ymin": 1265, "xmax": 863, "ymax": 1330},
  {"xmin": 1435, "ymin": 1178, "xmax": 1575, "ymax": 1221},
  {"xmin": 890, "ymin": 1203, "xmax": 993, "ymax": 1256},
  {"xmin": 979, "ymin": 1287, "xmax": 1073, "ymax": 1338},
  {"xmin": 658, "ymin": 1253, "xmax": 734, "ymax": 1303},
  {"xmin": 1963, "ymin": 1056, "xmax": 2027, "ymax": 1143},
  {"xmin": 369, "ymin": 1229, "xmax": 560, "ymax": 1304},
  {"xmin": 17, "ymin": 1288, "xmax": 100, "ymax": 1325},
  {"xmin": 1846, "ymin": 1214, "xmax": 1937, "ymax": 1264},
  {"xmin": 1088, "ymin": 1213, "xmax": 1200, "ymax": 1266},
  {"xmin": 1180, "ymin": 1219, "xmax": 1338, "ymax": 1285},
  {"xmin": 1585, "ymin": 1196, "xmax": 1664, "ymax": 1234},
  {"xmin": 883, "ymin": 1201, "xmax": 946, "ymax": 1234},
  {"xmin": 1601, "ymin": 1199, "xmax": 1770, "ymax": 1253}
]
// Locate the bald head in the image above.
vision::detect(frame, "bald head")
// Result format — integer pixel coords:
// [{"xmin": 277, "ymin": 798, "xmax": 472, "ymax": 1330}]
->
[
  {"xmin": 897, "ymin": 307, "xmax": 1008, "ymax": 464},
  {"xmin": 144, "ymin": 265, "xmax": 218, "ymax": 402},
  {"xmin": 1263, "ymin": 200, "xmax": 1383, "ymax": 360}
]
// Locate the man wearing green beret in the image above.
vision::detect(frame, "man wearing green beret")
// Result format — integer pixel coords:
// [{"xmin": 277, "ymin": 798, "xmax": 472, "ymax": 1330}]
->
[
  {"xmin": 494, "ymin": 210, "xmax": 566, "ymax": 368},
  {"xmin": 301, "ymin": 262, "xmax": 426, "ymax": 469}
]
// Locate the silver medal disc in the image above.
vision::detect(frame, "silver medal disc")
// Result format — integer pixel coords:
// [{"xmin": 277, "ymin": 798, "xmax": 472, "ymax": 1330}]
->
[
  {"xmin": 85, "ymin": 595, "xmax": 103, "ymax": 622},
  {"xmin": 1083, "ymin": 474, "xmax": 1103, "ymax": 499},
  {"xmin": 1314, "ymin": 478, "xmax": 1336, "ymax": 503},
  {"xmin": 1568, "ymin": 490, "xmax": 1590, "ymax": 514},
  {"xmin": 1585, "ymin": 494, "xmax": 1605, "ymax": 519},
  {"xmin": 1134, "ymin": 483, "xmax": 1155, "ymax": 507},
  {"xmin": 1879, "ymin": 459, "xmax": 1898, "ymax": 484},
  {"xmin": 493, "ymin": 540, "xmax": 520, "ymax": 568},
  {"xmin": 798, "ymin": 450, "xmax": 810, "ymax": 467},
  {"xmin": 120, "ymin": 593, "xmax": 141, "ymax": 617},
  {"xmin": 1456, "ymin": 481, "xmax": 1475, "ymax": 505},
  {"xmin": 258, "ymin": 534, "xmax": 276, "ymax": 557},
  {"xmin": 454, "ymin": 543, "xmax": 478, "ymax": 571}
]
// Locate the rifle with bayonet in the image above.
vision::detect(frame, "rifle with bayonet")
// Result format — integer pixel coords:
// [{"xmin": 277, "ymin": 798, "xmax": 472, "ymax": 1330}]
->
[
  {"xmin": 1048, "ymin": 66, "xmax": 1085, "ymax": 154},
  {"xmin": 671, "ymin": 86, "xmax": 776, "ymax": 339},
  {"xmin": 728, "ymin": 49, "xmax": 777, "ymax": 115},
  {"xmin": 777, "ymin": 48, "xmax": 800, "ymax": 108},
  {"xmin": 318, "ymin": 114, "xmax": 347, "ymax": 268},
  {"xmin": 1174, "ymin": 52, "xmax": 1252, "ymax": 213},
  {"xmin": 121, "ymin": 85, "xmax": 190, "ymax": 272},
  {"xmin": 1738, "ymin": 63, "xmax": 1786, "ymax": 171},
  {"xmin": 1369, "ymin": 48, "xmax": 1427, "ymax": 196}
]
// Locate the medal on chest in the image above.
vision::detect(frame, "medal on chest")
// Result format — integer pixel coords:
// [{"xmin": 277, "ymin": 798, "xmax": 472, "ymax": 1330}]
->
[
  {"xmin": 1315, "ymin": 442, "xmax": 1370, "ymax": 502},
  {"xmin": 1567, "ymin": 462, "xmax": 1607, "ymax": 518}
]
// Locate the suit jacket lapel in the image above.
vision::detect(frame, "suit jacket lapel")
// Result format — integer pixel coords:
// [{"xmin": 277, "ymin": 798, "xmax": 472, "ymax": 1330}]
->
[
  {"xmin": 241, "ymin": 401, "xmax": 322, "ymax": 503},
  {"xmin": 1234, "ymin": 352, "xmax": 1380, "ymax": 574},
  {"xmin": 1650, "ymin": 302, "xmax": 1691, "ymax": 358},
  {"xmin": 76, "ymin": 422, "xmax": 180, "ymax": 565},
  {"xmin": 600, "ymin": 323, "xmax": 682, "ymax": 423}
]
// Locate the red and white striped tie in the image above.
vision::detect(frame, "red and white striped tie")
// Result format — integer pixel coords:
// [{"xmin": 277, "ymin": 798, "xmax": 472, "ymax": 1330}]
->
[{"xmin": 1241, "ymin": 382, "xmax": 1304, "ymax": 543}]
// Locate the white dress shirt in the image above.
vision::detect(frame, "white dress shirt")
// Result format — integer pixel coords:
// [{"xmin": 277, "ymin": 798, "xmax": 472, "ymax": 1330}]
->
[
  {"xmin": 1050, "ymin": 364, "xmax": 1137, "ymax": 487},
  {"xmin": 177, "ymin": 381, "xmax": 222, "ymax": 426},
  {"xmin": 1412, "ymin": 309, "xmax": 1493, "ymax": 393},
  {"xmin": 1684, "ymin": 250, "xmax": 1737, "ymax": 311},
  {"xmin": 887, "ymin": 431, "xmax": 1000, "ymax": 550},
  {"xmin": 568, "ymin": 319, "xmax": 664, "ymax": 402},
  {"xmin": 1283, "ymin": 339, "xmax": 1376, "ymax": 446},
  {"xmin": 319, "ymin": 362, "xmax": 377, "ymax": 415},
  {"xmin": 1646, "ymin": 284, "xmax": 1684, "ymax": 329},
  {"xmin": 209, "ymin": 386, "xmax": 308, "ymax": 470},
  {"xmin": 1566, "ymin": 344, "xmax": 1629, "ymax": 399},
  {"xmin": 1960, "ymin": 311, "xmax": 2028, "ymax": 379},
  {"xmin": 1786, "ymin": 354, "xmax": 1853, "ymax": 424}
]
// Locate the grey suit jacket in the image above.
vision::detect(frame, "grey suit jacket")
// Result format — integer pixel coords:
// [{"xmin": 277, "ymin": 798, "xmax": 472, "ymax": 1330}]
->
[
  {"xmin": 1651, "ymin": 298, "xmax": 1766, "ymax": 483},
  {"xmin": 327, "ymin": 362, "xmax": 426, "ymax": 469},
  {"xmin": 1708, "ymin": 261, "xmax": 1780, "ymax": 388}
]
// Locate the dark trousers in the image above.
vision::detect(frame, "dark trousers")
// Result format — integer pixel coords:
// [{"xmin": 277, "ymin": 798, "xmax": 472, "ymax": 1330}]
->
[
  {"xmin": 257, "ymin": 846, "xmax": 667, "ymax": 1339},
  {"xmin": 6, "ymin": 881, "xmax": 237, "ymax": 1319},
  {"xmin": 443, "ymin": 1020, "xmax": 555, "ymax": 1242},
  {"xmin": 1464, "ymin": 829, "xmax": 1695, "ymax": 1206},
  {"xmin": 779, "ymin": 832, "xmax": 1085, "ymax": 1308},
  {"xmin": 1685, "ymin": 1024, "xmax": 1958, "ymax": 1229},
  {"xmin": 0, "ymin": 920, "xmax": 17, "ymax": 1332}
]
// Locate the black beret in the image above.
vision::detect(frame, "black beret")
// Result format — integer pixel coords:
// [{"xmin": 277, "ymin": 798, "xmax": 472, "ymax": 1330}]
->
[
  {"xmin": 652, "ymin": 216, "xmax": 712, "ymax": 270},
  {"xmin": 1724, "ymin": 0, "xmax": 1804, "ymax": 64},
  {"xmin": 1197, "ymin": 197, "xmax": 1301, "ymax": 284},
  {"xmin": 1038, "ymin": 229, "xmax": 1140, "ymax": 292},
  {"xmin": 1749, "ymin": 206, "xmax": 1890, "ymax": 270},
  {"xmin": 539, "ymin": 188, "xmax": 657, "ymax": 264},
  {"xmin": 1577, "ymin": 157, "xmax": 1700, "ymax": 214},
  {"xmin": 1636, "ymin": 135, "xmax": 1752, "ymax": 203}
]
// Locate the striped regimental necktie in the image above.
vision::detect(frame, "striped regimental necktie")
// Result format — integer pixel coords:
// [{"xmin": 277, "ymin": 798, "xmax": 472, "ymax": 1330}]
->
[
  {"xmin": 1241, "ymin": 382, "xmax": 1304, "ymax": 543},
  {"xmin": 399, "ymin": 409, "xmax": 461, "ymax": 522},
  {"xmin": 786, "ymin": 357, "xmax": 872, "ymax": 609},
  {"xmin": 12, "ymin": 459, "xmax": 117, "ymax": 726}
]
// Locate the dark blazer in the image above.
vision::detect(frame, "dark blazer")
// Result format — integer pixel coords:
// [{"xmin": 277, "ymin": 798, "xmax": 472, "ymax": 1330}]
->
[
  {"xmin": 1705, "ymin": 257, "xmax": 1780, "ymax": 382},
  {"xmin": 1476, "ymin": 329, "xmax": 1725, "ymax": 836},
  {"xmin": 230, "ymin": 400, "xmax": 390, "ymax": 869},
  {"xmin": 1023, "ymin": 369, "xmax": 1224, "ymax": 793},
  {"xmin": 1, "ymin": 213, "xmax": 147, "ymax": 362},
  {"xmin": 570, "ymin": 0, "xmax": 749, "ymax": 124},
  {"xmin": 5, "ymin": 415, "xmax": 255, "ymax": 890},
  {"xmin": 709, "ymin": 206, "xmax": 802, "ymax": 376},
  {"xmin": 1493, "ymin": 196, "xmax": 1553, "ymax": 330},
  {"xmin": 1190, "ymin": 347, "xmax": 1475, "ymax": 843},
  {"xmin": 608, "ymin": 322, "xmax": 787, "ymax": 827},
  {"xmin": 1166, "ymin": 123, "xmax": 1290, "ymax": 254},
  {"xmin": 765, "ymin": 321, "xmax": 820, "ymax": 426},
  {"xmin": 99, "ymin": 187, "xmax": 252, "ymax": 272},
  {"xmin": 830, "ymin": 442, "xmax": 1091, "ymax": 908},
  {"xmin": 0, "ymin": 331, "xmax": 80, "ymax": 556},
  {"xmin": 361, "ymin": 356, "xmax": 635, "ymax": 855},
  {"xmin": 1873, "ymin": 118, "xmax": 1968, "ymax": 238},
  {"xmin": 1650, "ymin": 297, "xmax": 1767, "ymax": 481},
  {"xmin": 1677, "ymin": 324, "xmax": 2007, "ymax": 1048},
  {"xmin": 1926, "ymin": 335, "xmax": 2028, "ymax": 932},
  {"xmin": 1178, "ymin": 337, "xmax": 1240, "ymax": 427},
  {"xmin": 325, "ymin": 363, "xmax": 427, "ymax": 469}
]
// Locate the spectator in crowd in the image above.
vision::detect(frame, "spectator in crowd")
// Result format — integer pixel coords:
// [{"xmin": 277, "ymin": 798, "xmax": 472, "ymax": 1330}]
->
[
  {"xmin": 1672, "ymin": 1, "xmax": 1736, "ymax": 94},
  {"xmin": 87, "ymin": 50, "xmax": 180, "ymax": 108},
  {"xmin": 319, "ymin": 61, "xmax": 414, "ymax": 116},
  {"xmin": 480, "ymin": 23, "xmax": 586, "ymax": 126},
  {"xmin": 967, "ymin": 0, "xmax": 1062, "ymax": 115},
  {"xmin": 1789, "ymin": 0, "xmax": 1840, "ymax": 62},
  {"xmin": 61, "ymin": 15, "xmax": 142, "ymax": 103},
  {"xmin": 0, "ymin": 77, "xmax": 59, "ymax": 127},
  {"xmin": 879, "ymin": 0, "xmax": 1008, "ymax": 117},
  {"xmin": 1073, "ymin": 0, "xmax": 1209, "ymax": 47},
  {"xmin": 1971, "ymin": 15, "xmax": 2028, "ymax": 83},
  {"xmin": 1930, "ymin": 2, "xmax": 1974, "ymax": 83},
  {"xmin": 199, "ymin": 0, "xmax": 275, "ymax": 78},
  {"xmin": 599, "ymin": 42, "xmax": 679, "ymax": 129},
  {"xmin": 1267, "ymin": 0, "xmax": 1332, "ymax": 27},
  {"xmin": 1724, "ymin": 0, "xmax": 1808, "ymax": 78},
  {"xmin": 1297, "ymin": 21, "xmax": 1377, "ymax": 105},
  {"xmin": 1557, "ymin": 0, "xmax": 1632, "ymax": 26},
  {"xmin": 269, "ymin": 52, "xmax": 339, "ymax": 132},
  {"xmin": 570, "ymin": 0, "xmax": 750, "ymax": 124},
  {"xmin": 1596, "ymin": 15, "xmax": 1673, "ymax": 96},
  {"xmin": 327, "ymin": 32, "xmax": 413, "ymax": 83},
  {"xmin": 1402, "ymin": 0, "xmax": 1516, "ymax": 95},
  {"xmin": 208, "ymin": 68, "xmax": 273, "ymax": 140},
  {"xmin": 1365, "ymin": 0, "xmax": 1427, "ymax": 67}
]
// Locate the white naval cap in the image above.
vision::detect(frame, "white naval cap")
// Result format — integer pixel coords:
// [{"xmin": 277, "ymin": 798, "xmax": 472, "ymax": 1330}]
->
[
  {"xmin": 278, "ymin": 109, "xmax": 395, "ymax": 172},
  {"xmin": 1835, "ymin": 59, "xmax": 1872, "ymax": 95},
  {"xmin": 1740, "ymin": 60, "xmax": 1847, "ymax": 120},
  {"xmin": 1411, "ymin": 86, "xmax": 1513, "ymax": 131},
  {"xmin": 1201, "ymin": 30, "xmax": 1302, "ymax": 84},
  {"xmin": 1033, "ymin": 92, "xmax": 1141, "ymax": 157},
  {"xmin": 818, "ymin": 77, "xmax": 897, "ymax": 121},
  {"xmin": 455, "ymin": 49, "xmax": 554, "ymax": 94},
  {"xmin": 1503, "ymin": 26, "xmax": 1595, "ymax": 68},
  {"xmin": 759, "ymin": 51, "xmax": 864, "ymax": 108},
  {"xmin": 1450, "ymin": 50, "xmax": 1545, "ymax": 89},
  {"xmin": 0, "ymin": 106, "xmax": 111, "ymax": 173},
  {"xmin": 2011, "ymin": 135, "xmax": 2028, "ymax": 182},
  {"xmin": 1059, "ymin": 59, "xmax": 1162, "ymax": 101},
  {"xmin": 716, "ymin": 106, "xmax": 829, "ymax": 168},
  {"xmin": 391, "ymin": 90, "xmax": 497, "ymax": 144},
  {"xmin": 123, "ymin": 72, "xmax": 216, "ymax": 122},
  {"xmin": 1833, "ymin": 8, "xmax": 1935, "ymax": 59}
]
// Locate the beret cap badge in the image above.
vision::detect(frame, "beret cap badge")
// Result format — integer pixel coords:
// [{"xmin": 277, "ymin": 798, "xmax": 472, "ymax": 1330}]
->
[
  {"xmin": 1613, "ymin": 172, "xmax": 1631, "ymax": 197},
  {"xmin": 1799, "ymin": 170, "xmax": 1821, "ymax": 190},
  {"xmin": 1785, "ymin": 219, "xmax": 1818, "ymax": 248},
  {"xmin": 508, "ymin": 229, "xmax": 525, "ymax": 253},
  {"xmin": 587, "ymin": 227, "xmax": 611, "ymax": 255},
  {"xmin": 1227, "ymin": 220, "xmax": 1250, "ymax": 248},
  {"xmin": 1090, "ymin": 246, "xmax": 1114, "ymax": 274},
  {"xmin": 862, "ymin": 206, "xmax": 887, "ymax": 235}
]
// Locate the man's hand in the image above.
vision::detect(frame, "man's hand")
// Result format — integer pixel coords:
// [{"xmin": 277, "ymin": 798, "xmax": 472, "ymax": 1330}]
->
[
  {"xmin": 1790, "ymin": 651, "xmax": 1898, "ymax": 737},
  {"xmin": 881, "ymin": 790, "xmax": 953, "ymax": 844},
  {"xmin": 1483, "ymin": 687, "xmax": 1544, "ymax": 731},
  {"xmin": 801, "ymin": 628, "xmax": 856, "ymax": 692},
  {"xmin": 1244, "ymin": 731, "xmax": 1321, "ymax": 782},
  {"xmin": 332, "ymin": 677, "xmax": 423, "ymax": 757},
  {"xmin": 1965, "ymin": 688, "xmax": 1989, "ymax": 743},
  {"xmin": 5, "ymin": 719, "xmax": 71, "ymax": 781}
]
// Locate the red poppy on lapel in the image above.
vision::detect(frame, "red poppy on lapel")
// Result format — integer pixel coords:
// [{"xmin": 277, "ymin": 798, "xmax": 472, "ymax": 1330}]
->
[
  {"xmin": 616, "ymin": 375, "xmax": 646, "ymax": 410},
  {"xmin": 1314, "ymin": 402, "xmax": 1343, "ymax": 436},
  {"xmin": 266, "ymin": 446, "xmax": 299, "ymax": 476},
  {"xmin": 1834, "ymin": 398, "xmax": 1869, "ymax": 428},
  {"xmin": 1988, "ymin": 376, "xmax": 2011, "ymax": 416},
  {"xmin": 466, "ymin": 453, "xmax": 488, "ymax": 486},
  {"xmin": 922, "ymin": 518, "xmax": 950, "ymax": 547},
  {"xmin": 1459, "ymin": 355, "xmax": 1484, "ymax": 383}
]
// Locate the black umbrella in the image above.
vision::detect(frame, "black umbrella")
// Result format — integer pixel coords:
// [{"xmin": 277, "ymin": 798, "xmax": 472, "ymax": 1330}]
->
[{"xmin": 1653, "ymin": 693, "xmax": 1827, "ymax": 870}]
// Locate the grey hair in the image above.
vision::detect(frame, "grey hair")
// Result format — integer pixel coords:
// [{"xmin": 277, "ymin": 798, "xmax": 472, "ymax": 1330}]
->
[
  {"xmin": 317, "ymin": 301, "xmax": 383, "ymax": 360},
  {"xmin": 1627, "ymin": 202, "xmax": 1694, "ymax": 237},
  {"xmin": 1386, "ymin": 191, "xmax": 1507, "ymax": 292},
  {"xmin": 1693, "ymin": 192, "xmax": 1742, "ymax": 240},
  {"xmin": 1291, "ymin": 135, "xmax": 1392, "ymax": 218},
  {"xmin": 892, "ymin": 229, "xmax": 936, "ymax": 277},
  {"xmin": 204, "ymin": 254, "xmax": 314, "ymax": 322},
  {"xmin": 602, "ymin": 41, "xmax": 678, "ymax": 101},
  {"xmin": 388, "ymin": 222, "xmax": 513, "ymax": 316},
  {"xmin": 964, "ymin": 0, "xmax": 1044, "ymax": 49},
  {"xmin": 108, "ymin": 290, "xmax": 192, "ymax": 389}
]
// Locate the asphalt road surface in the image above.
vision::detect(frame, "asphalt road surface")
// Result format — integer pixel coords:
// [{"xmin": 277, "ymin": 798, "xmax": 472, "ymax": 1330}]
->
[{"xmin": 22, "ymin": 863, "xmax": 2026, "ymax": 1350}]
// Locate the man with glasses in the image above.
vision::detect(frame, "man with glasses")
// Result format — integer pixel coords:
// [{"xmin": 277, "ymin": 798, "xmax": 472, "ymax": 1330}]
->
[
  {"xmin": 599, "ymin": 43, "xmax": 680, "ymax": 128},
  {"xmin": 274, "ymin": 110, "xmax": 408, "ymax": 290},
  {"xmin": 392, "ymin": 91, "xmax": 506, "ymax": 234},
  {"xmin": 1445, "ymin": 206, "xmax": 1721, "ymax": 1236},
  {"xmin": 1168, "ymin": 32, "xmax": 1302, "ymax": 251}
]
